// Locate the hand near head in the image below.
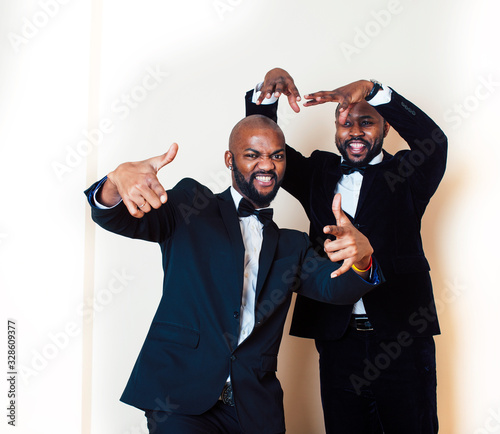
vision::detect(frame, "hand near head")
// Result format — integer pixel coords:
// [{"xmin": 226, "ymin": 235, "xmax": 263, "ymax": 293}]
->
[
  {"xmin": 323, "ymin": 193, "xmax": 373, "ymax": 278},
  {"xmin": 303, "ymin": 80, "xmax": 373, "ymax": 124},
  {"xmin": 100, "ymin": 143, "xmax": 179, "ymax": 218},
  {"xmin": 256, "ymin": 68, "xmax": 302, "ymax": 113}
]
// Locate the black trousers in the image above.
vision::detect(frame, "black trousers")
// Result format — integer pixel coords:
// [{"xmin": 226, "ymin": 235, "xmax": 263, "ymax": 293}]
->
[
  {"xmin": 316, "ymin": 327, "xmax": 438, "ymax": 434},
  {"xmin": 145, "ymin": 401, "xmax": 242, "ymax": 434}
]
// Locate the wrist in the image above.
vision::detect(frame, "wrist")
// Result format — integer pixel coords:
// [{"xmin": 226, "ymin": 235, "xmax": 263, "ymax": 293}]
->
[
  {"xmin": 98, "ymin": 175, "xmax": 122, "ymax": 207},
  {"xmin": 356, "ymin": 80, "xmax": 373, "ymax": 100},
  {"xmin": 352, "ymin": 256, "xmax": 372, "ymax": 273},
  {"xmin": 365, "ymin": 79, "xmax": 382, "ymax": 102}
]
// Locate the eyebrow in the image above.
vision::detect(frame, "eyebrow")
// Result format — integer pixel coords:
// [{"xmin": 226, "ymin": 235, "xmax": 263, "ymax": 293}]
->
[{"xmin": 243, "ymin": 148, "xmax": 285, "ymax": 155}]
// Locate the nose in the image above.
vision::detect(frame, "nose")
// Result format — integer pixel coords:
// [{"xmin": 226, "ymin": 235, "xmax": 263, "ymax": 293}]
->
[
  {"xmin": 256, "ymin": 155, "xmax": 275, "ymax": 171},
  {"xmin": 349, "ymin": 123, "xmax": 364, "ymax": 137}
]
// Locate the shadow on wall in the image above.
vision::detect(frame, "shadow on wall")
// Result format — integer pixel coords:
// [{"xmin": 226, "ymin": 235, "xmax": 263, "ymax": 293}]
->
[{"xmin": 422, "ymin": 162, "xmax": 467, "ymax": 434}]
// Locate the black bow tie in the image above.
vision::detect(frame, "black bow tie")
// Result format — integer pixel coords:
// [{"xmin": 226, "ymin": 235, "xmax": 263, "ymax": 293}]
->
[
  {"xmin": 340, "ymin": 161, "xmax": 368, "ymax": 175},
  {"xmin": 237, "ymin": 198, "xmax": 273, "ymax": 226}
]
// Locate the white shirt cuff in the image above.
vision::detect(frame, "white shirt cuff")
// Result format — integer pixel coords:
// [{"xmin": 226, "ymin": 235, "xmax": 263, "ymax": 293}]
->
[
  {"xmin": 251, "ymin": 81, "xmax": 278, "ymax": 105},
  {"xmin": 93, "ymin": 188, "xmax": 122, "ymax": 209},
  {"xmin": 367, "ymin": 84, "xmax": 392, "ymax": 106}
]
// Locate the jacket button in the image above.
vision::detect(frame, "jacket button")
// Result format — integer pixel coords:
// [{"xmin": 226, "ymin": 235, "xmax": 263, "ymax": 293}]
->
[
  {"xmin": 231, "ymin": 355, "xmax": 236, "ymax": 361},
  {"xmin": 233, "ymin": 311, "xmax": 240, "ymax": 319}
]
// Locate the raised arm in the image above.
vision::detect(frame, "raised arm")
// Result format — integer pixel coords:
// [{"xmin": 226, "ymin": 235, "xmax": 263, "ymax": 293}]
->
[
  {"xmin": 304, "ymin": 80, "xmax": 447, "ymax": 204},
  {"xmin": 303, "ymin": 79, "xmax": 375, "ymax": 124},
  {"xmin": 255, "ymin": 68, "xmax": 302, "ymax": 113},
  {"xmin": 84, "ymin": 143, "xmax": 183, "ymax": 243},
  {"xmin": 244, "ymin": 69, "xmax": 321, "ymax": 213}
]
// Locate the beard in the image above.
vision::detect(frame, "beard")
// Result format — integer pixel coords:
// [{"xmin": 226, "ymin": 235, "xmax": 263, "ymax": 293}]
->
[
  {"xmin": 232, "ymin": 160, "xmax": 281, "ymax": 208},
  {"xmin": 336, "ymin": 136, "xmax": 384, "ymax": 167}
]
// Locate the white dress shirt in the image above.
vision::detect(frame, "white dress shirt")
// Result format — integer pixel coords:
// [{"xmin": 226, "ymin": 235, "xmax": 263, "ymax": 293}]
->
[
  {"xmin": 230, "ymin": 187, "xmax": 264, "ymax": 346},
  {"xmin": 335, "ymin": 153, "xmax": 383, "ymax": 314}
]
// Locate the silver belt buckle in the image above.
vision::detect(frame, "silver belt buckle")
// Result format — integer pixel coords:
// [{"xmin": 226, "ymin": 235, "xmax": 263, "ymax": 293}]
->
[{"xmin": 355, "ymin": 316, "xmax": 374, "ymax": 331}]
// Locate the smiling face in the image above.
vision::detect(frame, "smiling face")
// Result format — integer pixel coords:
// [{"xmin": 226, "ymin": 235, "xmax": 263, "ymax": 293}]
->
[
  {"xmin": 335, "ymin": 101, "xmax": 390, "ymax": 166},
  {"xmin": 225, "ymin": 115, "xmax": 286, "ymax": 208}
]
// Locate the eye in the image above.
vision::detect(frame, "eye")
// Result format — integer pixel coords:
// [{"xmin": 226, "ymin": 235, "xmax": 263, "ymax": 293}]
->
[
  {"xmin": 245, "ymin": 153, "xmax": 258, "ymax": 159},
  {"xmin": 361, "ymin": 121, "xmax": 373, "ymax": 126},
  {"xmin": 272, "ymin": 154, "xmax": 284, "ymax": 160}
]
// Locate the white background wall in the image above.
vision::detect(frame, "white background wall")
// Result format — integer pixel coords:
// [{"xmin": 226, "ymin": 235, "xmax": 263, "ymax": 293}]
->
[{"xmin": 1, "ymin": 0, "xmax": 499, "ymax": 433}]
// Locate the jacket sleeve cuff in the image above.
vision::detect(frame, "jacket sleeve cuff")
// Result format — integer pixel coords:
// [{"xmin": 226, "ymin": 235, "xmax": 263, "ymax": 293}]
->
[
  {"xmin": 84, "ymin": 176, "xmax": 123, "ymax": 209},
  {"xmin": 367, "ymin": 84, "xmax": 392, "ymax": 106}
]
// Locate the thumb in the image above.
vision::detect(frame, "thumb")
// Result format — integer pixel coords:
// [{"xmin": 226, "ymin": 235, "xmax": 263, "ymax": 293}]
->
[
  {"xmin": 151, "ymin": 142, "xmax": 179, "ymax": 172},
  {"xmin": 331, "ymin": 193, "xmax": 348, "ymax": 226}
]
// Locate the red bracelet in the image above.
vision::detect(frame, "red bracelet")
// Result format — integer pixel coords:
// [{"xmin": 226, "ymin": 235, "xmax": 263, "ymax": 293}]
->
[{"xmin": 352, "ymin": 256, "xmax": 373, "ymax": 273}]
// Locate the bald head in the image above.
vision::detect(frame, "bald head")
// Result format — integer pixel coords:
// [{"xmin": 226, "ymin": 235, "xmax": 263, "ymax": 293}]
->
[{"xmin": 229, "ymin": 115, "xmax": 285, "ymax": 152}]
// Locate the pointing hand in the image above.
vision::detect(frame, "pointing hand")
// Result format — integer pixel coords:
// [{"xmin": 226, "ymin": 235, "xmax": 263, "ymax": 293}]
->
[
  {"xmin": 323, "ymin": 193, "xmax": 373, "ymax": 278},
  {"xmin": 103, "ymin": 143, "xmax": 179, "ymax": 218}
]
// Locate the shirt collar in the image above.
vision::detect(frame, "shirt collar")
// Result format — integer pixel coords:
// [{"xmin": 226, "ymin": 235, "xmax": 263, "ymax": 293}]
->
[{"xmin": 230, "ymin": 186, "xmax": 244, "ymax": 209}]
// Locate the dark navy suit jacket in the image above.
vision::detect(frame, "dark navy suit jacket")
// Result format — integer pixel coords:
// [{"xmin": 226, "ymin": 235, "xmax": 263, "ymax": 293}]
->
[
  {"xmin": 246, "ymin": 88, "xmax": 447, "ymax": 341},
  {"xmin": 85, "ymin": 178, "xmax": 381, "ymax": 433}
]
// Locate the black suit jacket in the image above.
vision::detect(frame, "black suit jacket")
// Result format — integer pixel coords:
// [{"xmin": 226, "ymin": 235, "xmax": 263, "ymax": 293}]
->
[
  {"xmin": 246, "ymin": 88, "xmax": 447, "ymax": 340},
  {"xmin": 85, "ymin": 178, "xmax": 381, "ymax": 433}
]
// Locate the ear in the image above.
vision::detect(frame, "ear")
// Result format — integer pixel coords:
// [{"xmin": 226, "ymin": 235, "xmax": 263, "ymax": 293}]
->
[
  {"xmin": 383, "ymin": 121, "xmax": 391, "ymax": 138},
  {"xmin": 224, "ymin": 150, "xmax": 233, "ymax": 169}
]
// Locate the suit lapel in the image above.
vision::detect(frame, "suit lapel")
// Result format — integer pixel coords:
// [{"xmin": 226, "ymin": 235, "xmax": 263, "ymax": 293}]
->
[
  {"xmin": 325, "ymin": 161, "xmax": 346, "ymax": 221},
  {"xmin": 217, "ymin": 188, "xmax": 245, "ymax": 300},
  {"xmin": 355, "ymin": 167, "xmax": 376, "ymax": 219},
  {"xmin": 355, "ymin": 150, "xmax": 392, "ymax": 219},
  {"xmin": 255, "ymin": 222, "xmax": 279, "ymax": 300}
]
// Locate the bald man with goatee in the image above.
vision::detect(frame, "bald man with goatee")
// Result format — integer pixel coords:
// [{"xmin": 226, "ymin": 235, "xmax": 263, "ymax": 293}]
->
[{"xmin": 84, "ymin": 114, "xmax": 383, "ymax": 434}]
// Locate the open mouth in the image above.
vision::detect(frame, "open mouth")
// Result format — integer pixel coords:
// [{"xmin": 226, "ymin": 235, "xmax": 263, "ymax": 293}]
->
[
  {"xmin": 253, "ymin": 173, "xmax": 275, "ymax": 187},
  {"xmin": 347, "ymin": 140, "xmax": 369, "ymax": 155}
]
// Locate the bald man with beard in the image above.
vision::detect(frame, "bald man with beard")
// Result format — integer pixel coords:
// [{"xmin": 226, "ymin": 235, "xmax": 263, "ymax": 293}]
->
[{"xmin": 84, "ymin": 115, "xmax": 383, "ymax": 434}]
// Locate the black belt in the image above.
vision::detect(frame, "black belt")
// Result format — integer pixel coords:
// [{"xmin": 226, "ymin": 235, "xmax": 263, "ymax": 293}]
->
[
  {"xmin": 219, "ymin": 382, "xmax": 234, "ymax": 406},
  {"xmin": 349, "ymin": 315, "xmax": 374, "ymax": 331}
]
